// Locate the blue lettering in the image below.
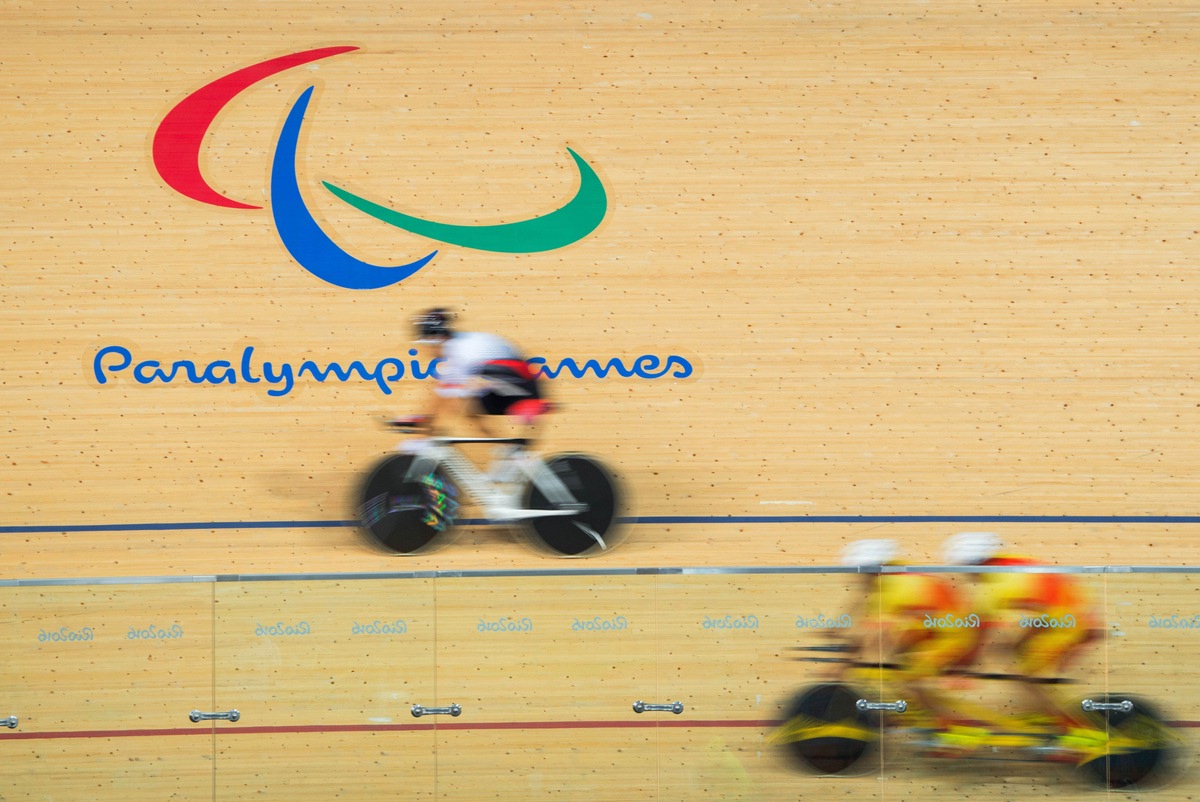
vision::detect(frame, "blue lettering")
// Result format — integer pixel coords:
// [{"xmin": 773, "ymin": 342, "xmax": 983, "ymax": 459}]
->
[
  {"xmin": 132, "ymin": 360, "xmax": 166, "ymax": 383},
  {"xmin": 93, "ymin": 345, "xmax": 132, "ymax": 383},
  {"xmin": 372, "ymin": 358, "xmax": 405, "ymax": 394},
  {"xmin": 240, "ymin": 346, "xmax": 261, "ymax": 384},
  {"xmin": 201, "ymin": 360, "xmax": 236, "ymax": 385},
  {"xmin": 134, "ymin": 359, "xmax": 204, "ymax": 385},
  {"xmin": 633, "ymin": 354, "xmax": 670, "ymax": 379},
  {"xmin": 92, "ymin": 347, "xmax": 693, "ymax": 394},
  {"xmin": 293, "ymin": 358, "xmax": 408, "ymax": 396},
  {"xmin": 530, "ymin": 357, "xmax": 622, "ymax": 379},
  {"xmin": 262, "ymin": 361, "xmax": 295, "ymax": 397},
  {"xmin": 529, "ymin": 355, "xmax": 693, "ymax": 380},
  {"xmin": 664, "ymin": 355, "xmax": 693, "ymax": 379},
  {"xmin": 409, "ymin": 349, "xmax": 439, "ymax": 380},
  {"xmin": 298, "ymin": 360, "xmax": 374, "ymax": 385},
  {"xmin": 576, "ymin": 358, "xmax": 633, "ymax": 379}
]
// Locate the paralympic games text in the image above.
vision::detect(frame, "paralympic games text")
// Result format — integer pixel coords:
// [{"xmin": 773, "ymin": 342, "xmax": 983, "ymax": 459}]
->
[{"xmin": 92, "ymin": 345, "xmax": 694, "ymax": 397}]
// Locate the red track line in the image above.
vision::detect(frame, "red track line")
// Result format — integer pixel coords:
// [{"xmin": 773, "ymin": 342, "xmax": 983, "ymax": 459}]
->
[
  {"xmin": 3, "ymin": 718, "xmax": 1194, "ymax": 742},
  {"xmin": 0, "ymin": 719, "xmax": 780, "ymax": 741},
  {"xmin": 436, "ymin": 719, "xmax": 779, "ymax": 731}
]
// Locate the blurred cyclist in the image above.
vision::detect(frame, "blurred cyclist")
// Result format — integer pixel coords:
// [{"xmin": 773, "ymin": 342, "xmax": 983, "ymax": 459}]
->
[
  {"xmin": 942, "ymin": 532, "xmax": 1102, "ymax": 732},
  {"xmin": 840, "ymin": 539, "xmax": 980, "ymax": 732},
  {"xmin": 398, "ymin": 308, "xmax": 550, "ymax": 439}
]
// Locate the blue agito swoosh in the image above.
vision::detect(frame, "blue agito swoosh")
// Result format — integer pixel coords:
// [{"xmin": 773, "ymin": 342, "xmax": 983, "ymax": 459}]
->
[{"xmin": 271, "ymin": 86, "xmax": 437, "ymax": 290}]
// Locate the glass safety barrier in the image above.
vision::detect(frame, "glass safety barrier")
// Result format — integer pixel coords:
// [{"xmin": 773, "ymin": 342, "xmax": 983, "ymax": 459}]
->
[
  {"xmin": 0, "ymin": 580, "xmax": 216, "ymax": 801},
  {"xmin": 3, "ymin": 566, "xmax": 1198, "ymax": 800}
]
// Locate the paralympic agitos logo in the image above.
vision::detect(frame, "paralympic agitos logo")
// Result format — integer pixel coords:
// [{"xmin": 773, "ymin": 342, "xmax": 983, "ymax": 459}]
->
[{"xmin": 153, "ymin": 46, "xmax": 607, "ymax": 290}]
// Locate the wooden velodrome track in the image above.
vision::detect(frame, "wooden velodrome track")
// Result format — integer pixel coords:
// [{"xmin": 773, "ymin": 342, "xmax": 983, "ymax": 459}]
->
[{"xmin": 3, "ymin": 0, "xmax": 1200, "ymax": 799}]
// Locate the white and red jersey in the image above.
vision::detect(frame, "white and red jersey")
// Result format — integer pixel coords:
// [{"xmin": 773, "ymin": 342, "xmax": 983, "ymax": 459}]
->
[{"xmin": 433, "ymin": 331, "xmax": 523, "ymax": 398}]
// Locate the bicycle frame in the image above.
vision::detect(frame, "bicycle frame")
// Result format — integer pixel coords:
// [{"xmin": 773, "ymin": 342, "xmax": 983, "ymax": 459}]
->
[
  {"xmin": 400, "ymin": 436, "xmax": 605, "ymax": 548},
  {"xmin": 800, "ymin": 650, "xmax": 1086, "ymax": 735}
]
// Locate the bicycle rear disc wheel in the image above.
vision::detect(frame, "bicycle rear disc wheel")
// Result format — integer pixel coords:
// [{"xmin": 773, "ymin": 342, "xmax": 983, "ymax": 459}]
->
[
  {"xmin": 358, "ymin": 454, "xmax": 458, "ymax": 555},
  {"xmin": 521, "ymin": 454, "xmax": 620, "ymax": 557},
  {"xmin": 778, "ymin": 683, "xmax": 878, "ymax": 776}
]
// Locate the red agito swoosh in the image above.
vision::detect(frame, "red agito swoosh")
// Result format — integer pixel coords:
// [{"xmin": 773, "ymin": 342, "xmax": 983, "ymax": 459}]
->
[{"xmin": 153, "ymin": 46, "xmax": 358, "ymax": 209}]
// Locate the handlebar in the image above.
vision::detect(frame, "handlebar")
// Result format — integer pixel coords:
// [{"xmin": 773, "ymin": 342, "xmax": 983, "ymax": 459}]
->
[{"xmin": 384, "ymin": 419, "xmax": 529, "ymax": 446}]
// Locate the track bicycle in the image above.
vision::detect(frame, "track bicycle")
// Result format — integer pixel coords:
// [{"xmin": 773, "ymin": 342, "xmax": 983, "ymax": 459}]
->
[
  {"xmin": 770, "ymin": 645, "xmax": 1183, "ymax": 790},
  {"xmin": 357, "ymin": 420, "xmax": 623, "ymax": 557}
]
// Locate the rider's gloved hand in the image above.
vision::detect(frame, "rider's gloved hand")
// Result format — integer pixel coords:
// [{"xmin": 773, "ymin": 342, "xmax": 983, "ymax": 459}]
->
[{"xmin": 389, "ymin": 415, "xmax": 431, "ymax": 431}]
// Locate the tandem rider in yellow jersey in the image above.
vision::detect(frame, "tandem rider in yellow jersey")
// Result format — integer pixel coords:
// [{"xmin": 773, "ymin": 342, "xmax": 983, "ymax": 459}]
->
[
  {"xmin": 840, "ymin": 539, "xmax": 981, "ymax": 733},
  {"xmin": 942, "ymin": 532, "xmax": 1102, "ymax": 735}
]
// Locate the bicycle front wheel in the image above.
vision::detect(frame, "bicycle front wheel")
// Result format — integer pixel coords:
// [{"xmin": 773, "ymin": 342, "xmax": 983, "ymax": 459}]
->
[
  {"xmin": 521, "ymin": 454, "xmax": 621, "ymax": 557},
  {"xmin": 1076, "ymin": 694, "xmax": 1179, "ymax": 790},
  {"xmin": 357, "ymin": 454, "xmax": 459, "ymax": 555}
]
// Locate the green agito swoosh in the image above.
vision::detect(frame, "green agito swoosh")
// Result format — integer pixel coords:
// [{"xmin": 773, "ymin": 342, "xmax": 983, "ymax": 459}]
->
[{"xmin": 323, "ymin": 148, "xmax": 607, "ymax": 253}]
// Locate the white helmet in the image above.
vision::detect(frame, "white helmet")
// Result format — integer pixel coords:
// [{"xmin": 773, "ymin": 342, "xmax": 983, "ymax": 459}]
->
[
  {"xmin": 942, "ymin": 532, "xmax": 1003, "ymax": 565},
  {"xmin": 840, "ymin": 539, "xmax": 898, "ymax": 568}
]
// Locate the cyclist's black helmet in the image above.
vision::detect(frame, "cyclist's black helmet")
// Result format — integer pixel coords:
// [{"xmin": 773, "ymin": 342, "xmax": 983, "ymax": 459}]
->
[{"xmin": 414, "ymin": 308, "xmax": 454, "ymax": 341}]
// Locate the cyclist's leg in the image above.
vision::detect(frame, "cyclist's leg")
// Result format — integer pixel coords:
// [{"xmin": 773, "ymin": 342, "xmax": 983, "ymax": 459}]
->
[
  {"xmin": 1014, "ymin": 625, "xmax": 1096, "ymax": 728},
  {"xmin": 474, "ymin": 364, "xmax": 545, "ymax": 441},
  {"xmin": 894, "ymin": 628, "xmax": 981, "ymax": 729}
]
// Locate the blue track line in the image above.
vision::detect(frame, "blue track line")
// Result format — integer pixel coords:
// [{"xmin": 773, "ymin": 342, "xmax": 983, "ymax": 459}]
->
[
  {"xmin": 631, "ymin": 515, "xmax": 1200, "ymax": 524},
  {"xmin": 4, "ymin": 514, "xmax": 1200, "ymax": 534}
]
